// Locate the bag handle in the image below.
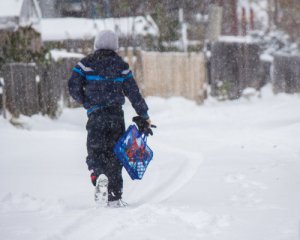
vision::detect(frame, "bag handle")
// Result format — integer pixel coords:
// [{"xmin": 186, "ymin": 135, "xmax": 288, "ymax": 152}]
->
[{"xmin": 137, "ymin": 131, "xmax": 147, "ymax": 143}]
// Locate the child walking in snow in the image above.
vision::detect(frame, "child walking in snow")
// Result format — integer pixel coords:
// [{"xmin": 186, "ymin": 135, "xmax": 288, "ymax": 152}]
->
[{"xmin": 68, "ymin": 30, "xmax": 152, "ymax": 207}]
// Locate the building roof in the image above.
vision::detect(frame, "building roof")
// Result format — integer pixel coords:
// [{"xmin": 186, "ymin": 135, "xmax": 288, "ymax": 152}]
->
[
  {"xmin": 41, "ymin": 16, "xmax": 159, "ymax": 42},
  {"xmin": 0, "ymin": 0, "xmax": 42, "ymax": 31},
  {"xmin": 0, "ymin": 0, "xmax": 23, "ymax": 18}
]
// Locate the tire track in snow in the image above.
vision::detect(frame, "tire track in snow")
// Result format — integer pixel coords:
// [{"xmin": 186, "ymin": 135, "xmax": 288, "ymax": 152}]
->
[
  {"xmin": 46, "ymin": 204, "xmax": 231, "ymax": 240},
  {"xmin": 46, "ymin": 125, "xmax": 204, "ymax": 239},
  {"xmin": 125, "ymin": 141, "xmax": 203, "ymax": 204},
  {"xmin": 45, "ymin": 143, "xmax": 203, "ymax": 239}
]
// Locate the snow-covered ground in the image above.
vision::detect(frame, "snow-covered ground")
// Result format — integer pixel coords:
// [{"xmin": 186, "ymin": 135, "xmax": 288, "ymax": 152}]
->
[{"xmin": 0, "ymin": 85, "xmax": 300, "ymax": 240}]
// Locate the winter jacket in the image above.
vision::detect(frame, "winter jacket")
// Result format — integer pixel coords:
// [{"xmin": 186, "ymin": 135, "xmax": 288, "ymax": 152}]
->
[{"xmin": 68, "ymin": 49, "xmax": 149, "ymax": 118}]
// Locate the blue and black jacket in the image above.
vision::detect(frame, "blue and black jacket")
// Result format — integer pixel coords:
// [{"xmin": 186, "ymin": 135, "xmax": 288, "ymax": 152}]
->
[{"xmin": 68, "ymin": 49, "xmax": 149, "ymax": 118}]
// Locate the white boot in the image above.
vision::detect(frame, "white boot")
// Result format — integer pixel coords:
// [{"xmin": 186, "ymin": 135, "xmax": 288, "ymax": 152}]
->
[{"xmin": 94, "ymin": 174, "xmax": 108, "ymax": 206}]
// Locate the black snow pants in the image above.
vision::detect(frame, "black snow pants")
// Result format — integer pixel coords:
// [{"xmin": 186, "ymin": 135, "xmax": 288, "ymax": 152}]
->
[{"xmin": 86, "ymin": 106, "xmax": 125, "ymax": 201}]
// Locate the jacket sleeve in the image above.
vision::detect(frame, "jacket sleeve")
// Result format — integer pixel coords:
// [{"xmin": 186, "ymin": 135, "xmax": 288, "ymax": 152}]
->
[
  {"xmin": 121, "ymin": 65, "xmax": 149, "ymax": 119},
  {"xmin": 68, "ymin": 64, "xmax": 86, "ymax": 105}
]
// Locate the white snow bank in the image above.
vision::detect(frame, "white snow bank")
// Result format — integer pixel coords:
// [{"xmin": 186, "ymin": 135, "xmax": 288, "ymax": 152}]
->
[
  {"xmin": 41, "ymin": 16, "xmax": 159, "ymax": 42},
  {"xmin": 218, "ymin": 35, "xmax": 257, "ymax": 44},
  {"xmin": 0, "ymin": 0, "xmax": 23, "ymax": 18},
  {"xmin": 260, "ymin": 53, "xmax": 274, "ymax": 62},
  {"xmin": 49, "ymin": 49, "xmax": 85, "ymax": 61},
  {"xmin": 0, "ymin": 85, "xmax": 300, "ymax": 240}
]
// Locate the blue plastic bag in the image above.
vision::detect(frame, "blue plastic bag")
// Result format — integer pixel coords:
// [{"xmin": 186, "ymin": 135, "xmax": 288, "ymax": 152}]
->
[{"xmin": 114, "ymin": 125, "xmax": 153, "ymax": 180}]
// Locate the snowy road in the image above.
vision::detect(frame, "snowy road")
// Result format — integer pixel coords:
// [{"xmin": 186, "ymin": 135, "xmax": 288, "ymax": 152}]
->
[{"xmin": 1, "ymin": 86, "xmax": 300, "ymax": 240}]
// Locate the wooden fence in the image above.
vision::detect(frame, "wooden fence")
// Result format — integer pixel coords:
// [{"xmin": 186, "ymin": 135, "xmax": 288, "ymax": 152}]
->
[
  {"xmin": 210, "ymin": 40, "xmax": 264, "ymax": 99},
  {"xmin": 0, "ymin": 58, "xmax": 80, "ymax": 118},
  {"xmin": 0, "ymin": 50, "xmax": 207, "ymax": 118},
  {"xmin": 139, "ymin": 52, "xmax": 206, "ymax": 103},
  {"xmin": 1, "ymin": 63, "xmax": 39, "ymax": 117},
  {"xmin": 273, "ymin": 54, "xmax": 300, "ymax": 93},
  {"xmin": 1, "ymin": 47, "xmax": 298, "ymax": 119}
]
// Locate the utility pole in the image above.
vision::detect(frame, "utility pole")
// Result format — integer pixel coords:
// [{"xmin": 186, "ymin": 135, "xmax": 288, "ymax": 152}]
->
[
  {"xmin": 241, "ymin": 7, "xmax": 247, "ymax": 36},
  {"xmin": 250, "ymin": 7, "xmax": 255, "ymax": 30},
  {"xmin": 206, "ymin": 4, "xmax": 223, "ymax": 42},
  {"xmin": 268, "ymin": 0, "xmax": 278, "ymax": 31},
  {"xmin": 230, "ymin": 0, "xmax": 238, "ymax": 35},
  {"xmin": 179, "ymin": 8, "xmax": 188, "ymax": 52},
  {"xmin": 103, "ymin": 0, "xmax": 111, "ymax": 17},
  {"xmin": 220, "ymin": 0, "xmax": 238, "ymax": 36},
  {"xmin": 274, "ymin": 0, "xmax": 279, "ymax": 26}
]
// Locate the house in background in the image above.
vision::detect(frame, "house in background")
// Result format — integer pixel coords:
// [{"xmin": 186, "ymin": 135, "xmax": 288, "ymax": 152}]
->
[
  {"xmin": 41, "ymin": 16, "xmax": 160, "ymax": 52},
  {"xmin": 0, "ymin": 0, "xmax": 42, "ymax": 31},
  {"xmin": 37, "ymin": 0, "xmax": 110, "ymax": 19},
  {"xmin": 0, "ymin": 0, "xmax": 43, "ymax": 53},
  {"xmin": 0, "ymin": 0, "xmax": 160, "ymax": 53},
  {"xmin": 36, "ymin": 0, "xmax": 58, "ymax": 18}
]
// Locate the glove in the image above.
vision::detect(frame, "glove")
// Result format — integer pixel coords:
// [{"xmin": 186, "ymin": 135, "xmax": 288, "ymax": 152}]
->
[
  {"xmin": 91, "ymin": 172, "xmax": 97, "ymax": 186},
  {"xmin": 132, "ymin": 116, "xmax": 156, "ymax": 136}
]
